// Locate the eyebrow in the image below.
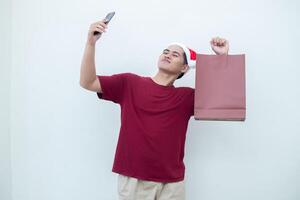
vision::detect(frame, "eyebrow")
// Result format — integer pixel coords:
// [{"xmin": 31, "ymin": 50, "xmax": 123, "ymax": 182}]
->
[{"xmin": 163, "ymin": 49, "xmax": 181, "ymax": 56}]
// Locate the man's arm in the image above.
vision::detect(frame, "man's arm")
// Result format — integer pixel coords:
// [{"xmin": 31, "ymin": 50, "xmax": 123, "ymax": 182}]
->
[
  {"xmin": 79, "ymin": 43, "xmax": 102, "ymax": 92},
  {"xmin": 79, "ymin": 20, "xmax": 108, "ymax": 92}
]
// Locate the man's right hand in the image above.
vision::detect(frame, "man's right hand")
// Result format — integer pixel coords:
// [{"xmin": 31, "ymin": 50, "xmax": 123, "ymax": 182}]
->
[{"xmin": 86, "ymin": 20, "xmax": 108, "ymax": 45}]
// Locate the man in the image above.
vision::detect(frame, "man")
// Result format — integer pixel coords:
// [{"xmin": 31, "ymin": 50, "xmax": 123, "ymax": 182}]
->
[{"xmin": 80, "ymin": 19, "xmax": 229, "ymax": 200}]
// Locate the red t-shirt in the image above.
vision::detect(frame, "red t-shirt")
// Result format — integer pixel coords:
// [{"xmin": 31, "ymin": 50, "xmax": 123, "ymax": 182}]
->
[{"xmin": 96, "ymin": 72, "xmax": 194, "ymax": 183}]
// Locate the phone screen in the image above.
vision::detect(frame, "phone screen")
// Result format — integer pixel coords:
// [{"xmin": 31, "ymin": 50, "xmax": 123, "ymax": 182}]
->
[{"xmin": 104, "ymin": 12, "xmax": 115, "ymax": 24}]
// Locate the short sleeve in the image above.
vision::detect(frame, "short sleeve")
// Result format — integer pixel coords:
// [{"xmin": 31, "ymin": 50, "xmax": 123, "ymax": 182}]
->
[{"xmin": 96, "ymin": 73, "xmax": 128, "ymax": 104}]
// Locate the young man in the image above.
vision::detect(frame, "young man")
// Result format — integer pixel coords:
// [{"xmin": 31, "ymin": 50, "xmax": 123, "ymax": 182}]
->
[{"xmin": 80, "ymin": 19, "xmax": 229, "ymax": 200}]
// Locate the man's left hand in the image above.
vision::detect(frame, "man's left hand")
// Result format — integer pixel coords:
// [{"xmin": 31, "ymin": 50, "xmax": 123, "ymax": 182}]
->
[{"xmin": 210, "ymin": 37, "xmax": 229, "ymax": 55}]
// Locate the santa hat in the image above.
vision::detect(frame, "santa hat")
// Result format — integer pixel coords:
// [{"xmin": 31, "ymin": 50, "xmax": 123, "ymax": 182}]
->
[{"xmin": 169, "ymin": 42, "xmax": 197, "ymax": 69}]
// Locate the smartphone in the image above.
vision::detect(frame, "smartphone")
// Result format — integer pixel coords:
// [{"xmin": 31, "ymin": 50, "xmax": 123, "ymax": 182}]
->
[{"xmin": 94, "ymin": 12, "xmax": 115, "ymax": 35}]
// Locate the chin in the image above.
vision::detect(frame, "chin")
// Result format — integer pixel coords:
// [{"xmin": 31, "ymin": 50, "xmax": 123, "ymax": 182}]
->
[
  {"xmin": 157, "ymin": 66, "xmax": 177, "ymax": 75},
  {"xmin": 158, "ymin": 63, "xmax": 170, "ymax": 71}
]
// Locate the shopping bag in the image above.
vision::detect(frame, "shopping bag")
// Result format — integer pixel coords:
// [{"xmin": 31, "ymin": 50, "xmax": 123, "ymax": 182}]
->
[{"xmin": 194, "ymin": 54, "xmax": 246, "ymax": 121}]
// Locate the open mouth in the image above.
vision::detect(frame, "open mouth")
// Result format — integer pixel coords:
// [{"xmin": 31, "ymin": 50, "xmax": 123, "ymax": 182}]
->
[{"xmin": 162, "ymin": 59, "xmax": 170, "ymax": 63}]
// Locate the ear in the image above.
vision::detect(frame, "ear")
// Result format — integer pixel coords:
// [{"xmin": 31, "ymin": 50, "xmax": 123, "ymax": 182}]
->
[{"xmin": 181, "ymin": 64, "xmax": 189, "ymax": 73}]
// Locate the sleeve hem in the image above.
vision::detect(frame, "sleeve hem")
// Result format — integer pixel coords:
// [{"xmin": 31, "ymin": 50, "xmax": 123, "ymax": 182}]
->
[{"xmin": 96, "ymin": 75, "xmax": 104, "ymax": 99}]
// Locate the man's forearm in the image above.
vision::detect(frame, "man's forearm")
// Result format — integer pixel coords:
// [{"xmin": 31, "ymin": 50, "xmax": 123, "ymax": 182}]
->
[{"xmin": 80, "ymin": 42, "xmax": 97, "ymax": 87}]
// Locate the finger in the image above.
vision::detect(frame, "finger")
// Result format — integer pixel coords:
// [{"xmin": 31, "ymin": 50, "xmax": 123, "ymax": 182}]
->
[
  {"xmin": 94, "ymin": 21, "xmax": 107, "ymax": 28},
  {"xmin": 212, "ymin": 38, "xmax": 217, "ymax": 45},
  {"xmin": 221, "ymin": 39, "xmax": 226, "ymax": 45},
  {"xmin": 214, "ymin": 37, "xmax": 219, "ymax": 45},
  {"xmin": 220, "ymin": 39, "xmax": 226, "ymax": 46},
  {"xmin": 101, "ymin": 18, "xmax": 108, "ymax": 23},
  {"xmin": 99, "ymin": 27, "xmax": 106, "ymax": 32},
  {"xmin": 92, "ymin": 24, "xmax": 102, "ymax": 32},
  {"xmin": 96, "ymin": 25, "xmax": 107, "ymax": 31},
  {"xmin": 224, "ymin": 39, "xmax": 229, "ymax": 46},
  {"xmin": 219, "ymin": 39, "xmax": 224, "ymax": 46},
  {"xmin": 98, "ymin": 19, "xmax": 107, "ymax": 24},
  {"xmin": 95, "ymin": 27, "xmax": 105, "ymax": 33},
  {"xmin": 97, "ymin": 22, "xmax": 108, "ymax": 29},
  {"xmin": 94, "ymin": 23, "xmax": 106, "ymax": 31},
  {"xmin": 219, "ymin": 38, "xmax": 224, "ymax": 46}
]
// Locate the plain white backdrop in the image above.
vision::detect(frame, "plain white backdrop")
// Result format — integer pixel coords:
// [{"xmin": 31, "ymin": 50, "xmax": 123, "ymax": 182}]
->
[{"xmin": 1, "ymin": 0, "xmax": 300, "ymax": 200}]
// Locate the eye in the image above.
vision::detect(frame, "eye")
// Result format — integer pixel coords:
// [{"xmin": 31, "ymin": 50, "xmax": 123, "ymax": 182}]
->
[{"xmin": 173, "ymin": 54, "xmax": 179, "ymax": 57}]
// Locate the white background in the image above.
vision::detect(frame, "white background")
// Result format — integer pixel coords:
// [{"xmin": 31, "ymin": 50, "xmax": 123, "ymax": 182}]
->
[{"xmin": 1, "ymin": 0, "xmax": 300, "ymax": 200}]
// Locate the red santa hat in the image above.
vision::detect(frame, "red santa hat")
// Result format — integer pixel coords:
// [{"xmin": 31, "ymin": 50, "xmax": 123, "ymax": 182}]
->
[{"xmin": 169, "ymin": 42, "xmax": 197, "ymax": 69}]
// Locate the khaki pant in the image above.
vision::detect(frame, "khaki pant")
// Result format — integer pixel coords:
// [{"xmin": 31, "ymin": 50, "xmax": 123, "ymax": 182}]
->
[{"xmin": 118, "ymin": 174, "xmax": 185, "ymax": 200}]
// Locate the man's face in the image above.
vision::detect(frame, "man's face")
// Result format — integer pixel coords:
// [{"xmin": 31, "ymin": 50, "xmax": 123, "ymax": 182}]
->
[{"xmin": 157, "ymin": 45, "xmax": 188, "ymax": 76}]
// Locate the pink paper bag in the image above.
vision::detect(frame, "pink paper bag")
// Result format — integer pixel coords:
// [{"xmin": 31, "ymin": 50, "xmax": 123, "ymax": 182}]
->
[{"xmin": 194, "ymin": 54, "xmax": 246, "ymax": 121}]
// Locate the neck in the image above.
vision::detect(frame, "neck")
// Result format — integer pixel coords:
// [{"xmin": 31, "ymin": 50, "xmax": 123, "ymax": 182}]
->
[{"xmin": 151, "ymin": 71, "xmax": 177, "ymax": 86}]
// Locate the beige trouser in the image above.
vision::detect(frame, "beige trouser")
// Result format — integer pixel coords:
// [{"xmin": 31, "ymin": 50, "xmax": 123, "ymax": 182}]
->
[{"xmin": 118, "ymin": 174, "xmax": 185, "ymax": 200}]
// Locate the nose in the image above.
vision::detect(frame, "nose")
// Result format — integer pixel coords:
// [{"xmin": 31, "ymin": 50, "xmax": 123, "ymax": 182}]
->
[{"xmin": 164, "ymin": 54, "xmax": 170, "ymax": 59}]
